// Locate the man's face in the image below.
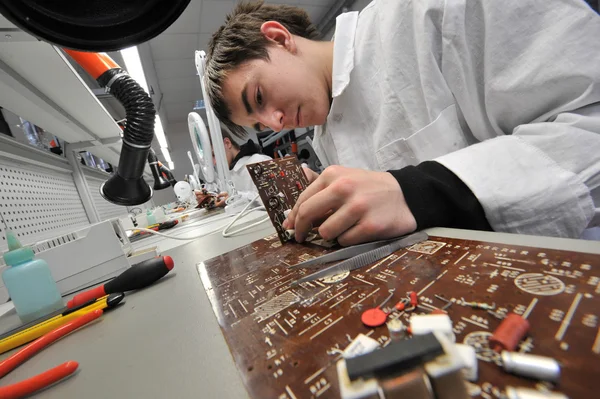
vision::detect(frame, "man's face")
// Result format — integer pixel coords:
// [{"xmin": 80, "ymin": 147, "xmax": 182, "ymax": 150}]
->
[{"xmin": 221, "ymin": 45, "xmax": 331, "ymax": 133}]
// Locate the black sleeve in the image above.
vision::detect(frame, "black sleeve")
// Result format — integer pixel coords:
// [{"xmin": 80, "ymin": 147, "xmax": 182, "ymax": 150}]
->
[{"xmin": 387, "ymin": 161, "xmax": 492, "ymax": 232}]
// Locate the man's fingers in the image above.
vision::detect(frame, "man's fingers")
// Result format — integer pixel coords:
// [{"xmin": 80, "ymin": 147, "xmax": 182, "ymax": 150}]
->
[
  {"xmin": 336, "ymin": 222, "xmax": 381, "ymax": 247},
  {"xmin": 293, "ymin": 188, "xmax": 345, "ymax": 242},
  {"xmin": 316, "ymin": 204, "xmax": 361, "ymax": 242},
  {"xmin": 284, "ymin": 174, "xmax": 329, "ymax": 229},
  {"xmin": 302, "ymin": 166, "xmax": 319, "ymax": 184}
]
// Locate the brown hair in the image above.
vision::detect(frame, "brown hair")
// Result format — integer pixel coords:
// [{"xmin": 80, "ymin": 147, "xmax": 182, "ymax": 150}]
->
[
  {"xmin": 206, "ymin": 0, "xmax": 319, "ymax": 137},
  {"xmin": 220, "ymin": 127, "xmax": 240, "ymax": 150},
  {"xmin": 208, "ymin": 123, "xmax": 242, "ymax": 150}
]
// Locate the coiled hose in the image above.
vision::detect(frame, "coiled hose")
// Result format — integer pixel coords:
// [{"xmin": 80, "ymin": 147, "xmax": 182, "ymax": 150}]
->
[{"xmin": 64, "ymin": 50, "xmax": 156, "ymax": 206}]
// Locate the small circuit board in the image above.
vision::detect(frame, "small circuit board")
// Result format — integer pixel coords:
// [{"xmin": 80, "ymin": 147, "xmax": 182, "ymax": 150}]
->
[{"xmin": 247, "ymin": 156, "xmax": 309, "ymax": 243}]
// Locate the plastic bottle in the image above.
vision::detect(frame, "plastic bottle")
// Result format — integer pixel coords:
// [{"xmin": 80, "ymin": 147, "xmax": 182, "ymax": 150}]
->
[
  {"xmin": 2, "ymin": 230, "xmax": 64, "ymax": 322},
  {"xmin": 146, "ymin": 209, "xmax": 156, "ymax": 226},
  {"xmin": 153, "ymin": 207, "xmax": 166, "ymax": 223}
]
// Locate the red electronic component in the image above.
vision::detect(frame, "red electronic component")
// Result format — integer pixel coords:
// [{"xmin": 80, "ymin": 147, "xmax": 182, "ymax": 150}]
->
[
  {"xmin": 395, "ymin": 301, "xmax": 406, "ymax": 311},
  {"xmin": 295, "ymin": 181, "xmax": 302, "ymax": 190},
  {"xmin": 270, "ymin": 173, "xmax": 276, "ymax": 179},
  {"xmin": 409, "ymin": 291, "xmax": 418, "ymax": 307},
  {"xmin": 489, "ymin": 313, "xmax": 530, "ymax": 352},
  {"xmin": 361, "ymin": 308, "xmax": 388, "ymax": 327},
  {"xmin": 280, "ymin": 171, "xmax": 285, "ymax": 177}
]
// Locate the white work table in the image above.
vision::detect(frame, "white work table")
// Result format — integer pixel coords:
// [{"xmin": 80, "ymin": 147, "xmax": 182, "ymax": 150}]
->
[{"xmin": 0, "ymin": 225, "xmax": 598, "ymax": 398}]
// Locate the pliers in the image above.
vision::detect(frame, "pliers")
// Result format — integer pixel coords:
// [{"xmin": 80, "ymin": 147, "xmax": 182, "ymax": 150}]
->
[{"xmin": 0, "ymin": 309, "xmax": 102, "ymax": 399}]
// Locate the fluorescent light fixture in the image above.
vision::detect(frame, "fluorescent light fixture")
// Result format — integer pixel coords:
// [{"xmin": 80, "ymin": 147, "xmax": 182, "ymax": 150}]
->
[
  {"xmin": 121, "ymin": 46, "xmax": 169, "ymax": 148},
  {"xmin": 120, "ymin": 46, "xmax": 150, "ymax": 94},
  {"xmin": 168, "ymin": 162, "xmax": 175, "ymax": 170},
  {"xmin": 154, "ymin": 114, "xmax": 168, "ymax": 148},
  {"xmin": 161, "ymin": 147, "xmax": 172, "ymax": 163}
]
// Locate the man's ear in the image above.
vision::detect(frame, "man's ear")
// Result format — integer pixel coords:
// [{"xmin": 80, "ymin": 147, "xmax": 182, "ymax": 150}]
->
[
  {"xmin": 260, "ymin": 21, "xmax": 296, "ymax": 53},
  {"xmin": 223, "ymin": 137, "xmax": 232, "ymax": 148}
]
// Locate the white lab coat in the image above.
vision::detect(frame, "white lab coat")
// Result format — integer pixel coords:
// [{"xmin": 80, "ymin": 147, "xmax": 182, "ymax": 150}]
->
[
  {"xmin": 312, "ymin": 0, "xmax": 600, "ymax": 238},
  {"xmin": 231, "ymin": 153, "xmax": 272, "ymax": 201}
]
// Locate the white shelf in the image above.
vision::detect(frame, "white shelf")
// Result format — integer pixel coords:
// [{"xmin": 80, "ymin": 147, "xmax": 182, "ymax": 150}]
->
[
  {"xmin": 0, "ymin": 41, "xmax": 122, "ymax": 141},
  {"xmin": 0, "ymin": 31, "xmax": 129, "ymax": 167}
]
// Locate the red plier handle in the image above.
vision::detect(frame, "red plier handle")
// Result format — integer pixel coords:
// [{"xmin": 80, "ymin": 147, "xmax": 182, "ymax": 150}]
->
[{"xmin": 0, "ymin": 309, "xmax": 103, "ymax": 399}]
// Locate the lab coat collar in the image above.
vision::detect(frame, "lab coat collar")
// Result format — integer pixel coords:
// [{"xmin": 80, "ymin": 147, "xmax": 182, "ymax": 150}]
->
[{"xmin": 331, "ymin": 11, "xmax": 359, "ymax": 98}]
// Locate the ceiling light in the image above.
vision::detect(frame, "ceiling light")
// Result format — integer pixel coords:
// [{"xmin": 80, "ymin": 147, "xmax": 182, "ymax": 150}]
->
[
  {"xmin": 154, "ymin": 114, "xmax": 168, "ymax": 148},
  {"xmin": 120, "ymin": 46, "xmax": 150, "ymax": 94},
  {"xmin": 161, "ymin": 147, "xmax": 172, "ymax": 163},
  {"xmin": 168, "ymin": 162, "xmax": 175, "ymax": 170}
]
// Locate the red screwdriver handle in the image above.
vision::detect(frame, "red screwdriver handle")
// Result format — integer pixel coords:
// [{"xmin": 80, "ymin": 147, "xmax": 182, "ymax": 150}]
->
[
  {"xmin": 67, "ymin": 285, "xmax": 107, "ymax": 308},
  {"xmin": 68, "ymin": 256, "xmax": 174, "ymax": 308}
]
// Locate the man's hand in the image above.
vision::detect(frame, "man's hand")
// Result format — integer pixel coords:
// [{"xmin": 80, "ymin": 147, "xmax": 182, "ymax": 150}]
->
[
  {"xmin": 283, "ymin": 165, "xmax": 417, "ymax": 246},
  {"xmin": 195, "ymin": 190, "xmax": 229, "ymax": 208},
  {"xmin": 214, "ymin": 192, "xmax": 229, "ymax": 207}
]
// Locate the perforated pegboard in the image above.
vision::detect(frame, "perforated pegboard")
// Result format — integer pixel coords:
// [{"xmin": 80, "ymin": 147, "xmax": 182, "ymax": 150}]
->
[
  {"xmin": 0, "ymin": 158, "xmax": 89, "ymax": 251},
  {"xmin": 85, "ymin": 175, "xmax": 129, "ymax": 221}
]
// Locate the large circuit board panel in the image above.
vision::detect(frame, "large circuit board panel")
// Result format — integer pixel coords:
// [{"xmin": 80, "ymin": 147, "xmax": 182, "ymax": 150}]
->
[
  {"xmin": 246, "ymin": 156, "xmax": 310, "ymax": 244},
  {"xmin": 197, "ymin": 234, "xmax": 600, "ymax": 399}
]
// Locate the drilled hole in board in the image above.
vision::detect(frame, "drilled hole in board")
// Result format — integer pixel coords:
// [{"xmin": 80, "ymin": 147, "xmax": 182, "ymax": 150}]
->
[{"xmin": 247, "ymin": 366, "xmax": 253, "ymax": 372}]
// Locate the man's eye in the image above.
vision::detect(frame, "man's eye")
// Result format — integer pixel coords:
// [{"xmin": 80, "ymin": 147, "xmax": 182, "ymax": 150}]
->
[{"xmin": 256, "ymin": 88, "xmax": 263, "ymax": 106}]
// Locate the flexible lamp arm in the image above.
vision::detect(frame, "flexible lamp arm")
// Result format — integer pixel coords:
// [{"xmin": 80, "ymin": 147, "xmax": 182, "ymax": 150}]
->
[{"xmin": 64, "ymin": 50, "xmax": 155, "ymax": 205}]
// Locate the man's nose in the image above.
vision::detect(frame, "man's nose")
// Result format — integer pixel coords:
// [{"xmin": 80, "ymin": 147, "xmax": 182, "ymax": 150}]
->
[{"xmin": 260, "ymin": 109, "xmax": 284, "ymax": 132}]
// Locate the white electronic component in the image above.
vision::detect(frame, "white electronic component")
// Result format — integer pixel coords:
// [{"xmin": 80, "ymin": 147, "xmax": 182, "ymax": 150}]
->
[
  {"xmin": 337, "ymin": 334, "xmax": 381, "ymax": 399},
  {"xmin": 343, "ymin": 334, "xmax": 380, "ymax": 359},
  {"xmin": 455, "ymin": 344, "xmax": 478, "ymax": 382},
  {"xmin": 424, "ymin": 331, "xmax": 469, "ymax": 398},
  {"xmin": 505, "ymin": 387, "xmax": 569, "ymax": 399},
  {"xmin": 410, "ymin": 314, "xmax": 455, "ymax": 342},
  {"xmin": 425, "ymin": 331, "xmax": 466, "ymax": 379},
  {"xmin": 0, "ymin": 220, "xmax": 130, "ymax": 302}
]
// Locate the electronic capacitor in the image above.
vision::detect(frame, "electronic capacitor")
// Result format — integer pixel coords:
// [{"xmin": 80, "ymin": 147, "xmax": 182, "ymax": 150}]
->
[
  {"xmin": 409, "ymin": 291, "xmax": 418, "ymax": 307},
  {"xmin": 387, "ymin": 318, "xmax": 406, "ymax": 341},
  {"xmin": 501, "ymin": 351, "xmax": 560, "ymax": 382},
  {"xmin": 489, "ymin": 313, "xmax": 530, "ymax": 352}
]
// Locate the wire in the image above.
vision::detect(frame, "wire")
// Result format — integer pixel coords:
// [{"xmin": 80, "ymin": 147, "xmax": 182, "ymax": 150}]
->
[
  {"xmin": 127, "ymin": 195, "xmax": 270, "ymax": 241},
  {"xmin": 131, "ymin": 225, "xmax": 227, "ymax": 241},
  {"xmin": 222, "ymin": 194, "xmax": 270, "ymax": 237}
]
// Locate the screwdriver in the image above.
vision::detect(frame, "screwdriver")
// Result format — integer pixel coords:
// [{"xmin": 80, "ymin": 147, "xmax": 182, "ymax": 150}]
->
[{"xmin": 67, "ymin": 256, "xmax": 174, "ymax": 308}]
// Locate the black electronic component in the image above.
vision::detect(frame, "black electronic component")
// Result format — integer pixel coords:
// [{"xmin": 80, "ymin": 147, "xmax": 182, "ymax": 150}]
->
[{"xmin": 345, "ymin": 333, "xmax": 444, "ymax": 381}]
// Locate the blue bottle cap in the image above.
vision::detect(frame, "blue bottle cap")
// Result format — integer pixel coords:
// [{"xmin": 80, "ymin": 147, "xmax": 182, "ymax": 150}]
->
[{"xmin": 3, "ymin": 230, "xmax": 35, "ymax": 266}]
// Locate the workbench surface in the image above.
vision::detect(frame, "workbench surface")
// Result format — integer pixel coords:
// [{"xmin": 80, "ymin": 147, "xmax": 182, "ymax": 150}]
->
[{"xmin": 0, "ymin": 226, "xmax": 598, "ymax": 398}]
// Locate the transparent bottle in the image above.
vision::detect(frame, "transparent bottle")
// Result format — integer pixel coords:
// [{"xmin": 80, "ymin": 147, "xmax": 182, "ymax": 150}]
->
[{"xmin": 2, "ymin": 230, "xmax": 64, "ymax": 322}]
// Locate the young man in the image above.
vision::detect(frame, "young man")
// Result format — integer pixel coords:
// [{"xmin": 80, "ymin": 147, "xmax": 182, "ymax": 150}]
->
[
  {"xmin": 195, "ymin": 128, "xmax": 271, "ymax": 206},
  {"xmin": 206, "ymin": 0, "xmax": 600, "ymax": 246}
]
